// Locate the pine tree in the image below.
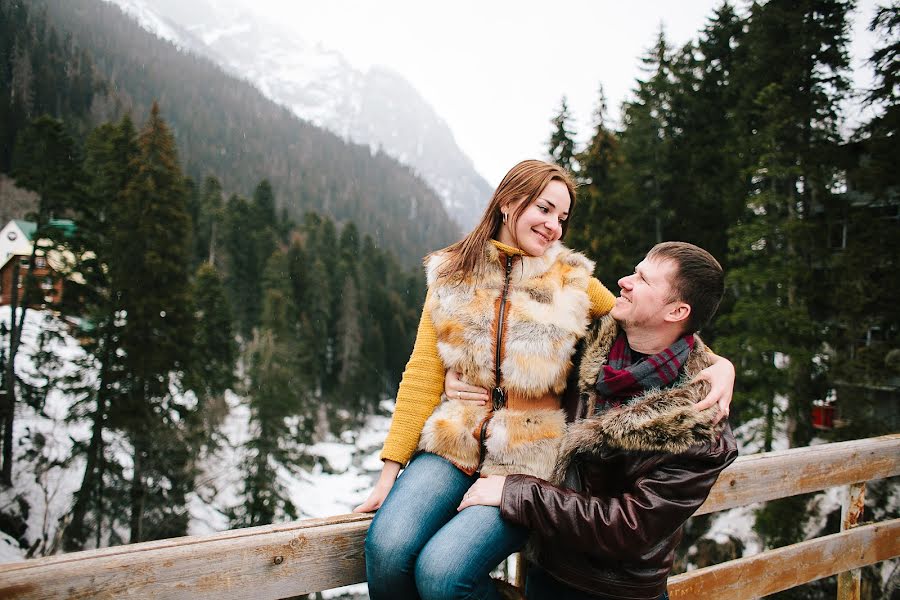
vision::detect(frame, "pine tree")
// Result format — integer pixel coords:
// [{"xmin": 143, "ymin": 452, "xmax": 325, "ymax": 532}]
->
[
  {"xmin": 251, "ymin": 179, "xmax": 278, "ymax": 278},
  {"xmin": 108, "ymin": 103, "xmax": 194, "ymax": 543},
  {"xmin": 333, "ymin": 223, "xmax": 364, "ymax": 416},
  {"xmin": 223, "ymin": 194, "xmax": 261, "ymax": 338},
  {"xmin": 186, "ymin": 263, "xmax": 236, "ymax": 445},
  {"xmin": 192, "ymin": 176, "xmax": 224, "ymax": 268},
  {"xmin": 617, "ymin": 27, "xmax": 677, "ymax": 246},
  {"xmin": 710, "ymin": 2, "xmax": 854, "ymax": 571},
  {"xmin": 3, "ymin": 115, "xmax": 82, "ymax": 485},
  {"xmin": 823, "ymin": 4, "xmax": 900, "ymax": 440},
  {"xmin": 302, "ymin": 255, "xmax": 332, "ymax": 396},
  {"xmin": 662, "ymin": 3, "xmax": 747, "ymax": 265},
  {"xmin": 63, "ymin": 115, "xmax": 138, "ymax": 550},
  {"xmin": 548, "ymin": 96, "xmax": 577, "ymax": 173},
  {"xmin": 720, "ymin": 0, "xmax": 853, "ymax": 451},
  {"xmin": 333, "ymin": 276, "xmax": 363, "ymax": 414},
  {"xmin": 568, "ymin": 86, "xmax": 630, "ymax": 286},
  {"xmin": 232, "ymin": 249, "xmax": 309, "ymax": 527}
]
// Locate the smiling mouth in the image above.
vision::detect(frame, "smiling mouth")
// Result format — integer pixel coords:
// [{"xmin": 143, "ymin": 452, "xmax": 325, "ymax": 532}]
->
[{"xmin": 533, "ymin": 230, "xmax": 552, "ymax": 243}]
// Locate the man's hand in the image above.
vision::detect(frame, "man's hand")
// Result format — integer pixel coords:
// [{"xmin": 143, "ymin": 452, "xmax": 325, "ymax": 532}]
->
[
  {"xmin": 692, "ymin": 354, "xmax": 734, "ymax": 422},
  {"xmin": 457, "ymin": 476, "xmax": 507, "ymax": 511},
  {"xmin": 445, "ymin": 369, "xmax": 489, "ymax": 405}
]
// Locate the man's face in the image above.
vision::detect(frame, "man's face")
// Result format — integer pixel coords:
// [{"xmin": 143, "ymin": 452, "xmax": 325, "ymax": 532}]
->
[{"xmin": 610, "ymin": 257, "xmax": 681, "ymax": 331}]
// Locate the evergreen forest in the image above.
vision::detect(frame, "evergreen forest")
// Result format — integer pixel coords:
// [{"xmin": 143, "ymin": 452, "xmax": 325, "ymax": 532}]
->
[
  {"xmin": 547, "ymin": 3, "xmax": 898, "ymax": 596},
  {"xmin": 0, "ymin": 0, "xmax": 898, "ymax": 598}
]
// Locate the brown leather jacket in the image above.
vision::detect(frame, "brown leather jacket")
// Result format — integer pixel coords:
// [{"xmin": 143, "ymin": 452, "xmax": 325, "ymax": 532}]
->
[{"xmin": 499, "ymin": 317, "xmax": 738, "ymax": 600}]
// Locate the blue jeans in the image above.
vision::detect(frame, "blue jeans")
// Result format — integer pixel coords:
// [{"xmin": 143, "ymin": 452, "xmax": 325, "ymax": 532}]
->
[
  {"xmin": 526, "ymin": 565, "xmax": 669, "ymax": 600},
  {"xmin": 365, "ymin": 452, "xmax": 529, "ymax": 600}
]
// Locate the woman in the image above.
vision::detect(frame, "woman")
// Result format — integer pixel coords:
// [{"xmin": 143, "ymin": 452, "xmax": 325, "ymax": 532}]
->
[{"xmin": 356, "ymin": 160, "xmax": 732, "ymax": 600}]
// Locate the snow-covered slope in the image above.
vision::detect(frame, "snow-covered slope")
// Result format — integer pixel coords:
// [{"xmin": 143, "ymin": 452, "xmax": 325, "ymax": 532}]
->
[
  {"xmin": 0, "ymin": 308, "xmax": 386, "ymax": 574},
  {"xmin": 103, "ymin": 0, "xmax": 491, "ymax": 231}
]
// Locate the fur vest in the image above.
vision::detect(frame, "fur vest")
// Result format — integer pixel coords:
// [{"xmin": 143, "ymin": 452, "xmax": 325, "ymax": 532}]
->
[
  {"xmin": 553, "ymin": 315, "xmax": 721, "ymax": 485},
  {"xmin": 417, "ymin": 241, "xmax": 594, "ymax": 478}
]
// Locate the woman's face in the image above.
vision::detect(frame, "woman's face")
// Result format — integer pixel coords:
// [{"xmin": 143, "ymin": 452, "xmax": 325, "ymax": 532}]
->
[{"xmin": 498, "ymin": 180, "xmax": 570, "ymax": 256}]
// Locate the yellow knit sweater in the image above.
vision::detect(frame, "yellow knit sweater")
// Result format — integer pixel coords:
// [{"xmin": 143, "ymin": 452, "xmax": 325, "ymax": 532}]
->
[{"xmin": 379, "ymin": 241, "xmax": 616, "ymax": 465}]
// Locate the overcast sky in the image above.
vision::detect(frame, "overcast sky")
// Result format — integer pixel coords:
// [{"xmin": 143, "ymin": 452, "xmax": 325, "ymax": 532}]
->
[{"xmin": 239, "ymin": 0, "xmax": 881, "ymax": 186}]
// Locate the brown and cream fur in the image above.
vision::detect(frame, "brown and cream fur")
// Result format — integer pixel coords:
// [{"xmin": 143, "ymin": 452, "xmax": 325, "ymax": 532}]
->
[
  {"xmin": 551, "ymin": 315, "xmax": 722, "ymax": 485},
  {"xmin": 417, "ymin": 241, "xmax": 594, "ymax": 479}
]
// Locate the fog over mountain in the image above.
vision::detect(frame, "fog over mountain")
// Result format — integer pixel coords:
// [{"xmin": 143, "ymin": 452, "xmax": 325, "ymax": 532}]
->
[{"xmin": 106, "ymin": 0, "xmax": 491, "ymax": 231}]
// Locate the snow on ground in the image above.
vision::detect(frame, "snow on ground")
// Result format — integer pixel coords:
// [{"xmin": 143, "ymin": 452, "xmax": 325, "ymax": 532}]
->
[
  {"xmin": 732, "ymin": 394, "xmax": 791, "ymax": 454},
  {"xmin": 0, "ymin": 307, "xmax": 94, "ymax": 560},
  {"xmin": 702, "ymin": 504, "xmax": 762, "ymax": 557},
  {"xmin": 0, "ymin": 308, "xmax": 386, "ymax": 567}
]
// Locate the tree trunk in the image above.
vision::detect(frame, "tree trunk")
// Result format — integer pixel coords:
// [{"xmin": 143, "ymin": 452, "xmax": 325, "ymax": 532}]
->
[
  {"xmin": 2, "ymin": 259, "xmax": 22, "ymax": 486},
  {"xmin": 129, "ymin": 430, "xmax": 145, "ymax": 544},
  {"xmin": 64, "ymin": 311, "xmax": 117, "ymax": 549},
  {"xmin": 64, "ymin": 388, "xmax": 107, "ymax": 550},
  {"xmin": 208, "ymin": 219, "xmax": 217, "ymax": 267}
]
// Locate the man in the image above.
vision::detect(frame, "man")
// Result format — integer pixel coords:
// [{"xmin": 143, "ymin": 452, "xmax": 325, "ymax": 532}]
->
[{"xmin": 458, "ymin": 241, "xmax": 738, "ymax": 600}]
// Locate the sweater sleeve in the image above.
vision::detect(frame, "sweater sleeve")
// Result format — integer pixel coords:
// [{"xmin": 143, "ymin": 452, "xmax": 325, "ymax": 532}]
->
[
  {"xmin": 588, "ymin": 277, "xmax": 616, "ymax": 318},
  {"xmin": 379, "ymin": 290, "xmax": 446, "ymax": 465}
]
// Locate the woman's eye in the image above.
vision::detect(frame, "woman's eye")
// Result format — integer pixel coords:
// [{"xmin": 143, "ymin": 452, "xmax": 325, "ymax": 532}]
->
[{"xmin": 537, "ymin": 205, "xmax": 548, "ymax": 213}]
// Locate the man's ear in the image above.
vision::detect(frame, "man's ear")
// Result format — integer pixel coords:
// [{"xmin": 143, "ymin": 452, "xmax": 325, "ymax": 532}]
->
[{"xmin": 664, "ymin": 302, "xmax": 691, "ymax": 326}]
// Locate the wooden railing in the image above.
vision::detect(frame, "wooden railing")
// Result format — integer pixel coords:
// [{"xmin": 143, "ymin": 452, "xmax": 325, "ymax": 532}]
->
[{"xmin": 0, "ymin": 434, "xmax": 897, "ymax": 600}]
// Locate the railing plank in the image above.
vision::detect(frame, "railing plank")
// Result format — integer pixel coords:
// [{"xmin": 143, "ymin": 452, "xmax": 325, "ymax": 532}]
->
[
  {"xmin": 0, "ymin": 514, "xmax": 372, "ymax": 600},
  {"xmin": 0, "ymin": 435, "xmax": 896, "ymax": 600},
  {"xmin": 695, "ymin": 434, "xmax": 900, "ymax": 515},
  {"xmin": 668, "ymin": 518, "xmax": 900, "ymax": 599}
]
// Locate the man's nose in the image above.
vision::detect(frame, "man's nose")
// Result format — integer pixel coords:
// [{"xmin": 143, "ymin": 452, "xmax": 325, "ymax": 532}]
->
[{"xmin": 618, "ymin": 274, "xmax": 633, "ymax": 290}]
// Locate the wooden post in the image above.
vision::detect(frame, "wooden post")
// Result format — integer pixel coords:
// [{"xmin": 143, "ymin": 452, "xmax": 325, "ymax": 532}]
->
[{"xmin": 836, "ymin": 481, "xmax": 865, "ymax": 600}]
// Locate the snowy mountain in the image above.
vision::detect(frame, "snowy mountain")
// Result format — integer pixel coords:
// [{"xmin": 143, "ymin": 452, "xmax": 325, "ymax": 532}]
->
[{"xmin": 104, "ymin": 0, "xmax": 491, "ymax": 231}]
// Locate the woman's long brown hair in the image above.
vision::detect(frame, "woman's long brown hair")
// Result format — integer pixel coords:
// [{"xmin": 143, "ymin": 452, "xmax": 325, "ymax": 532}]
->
[{"xmin": 432, "ymin": 159, "xmax": 576, "ymax": 282}]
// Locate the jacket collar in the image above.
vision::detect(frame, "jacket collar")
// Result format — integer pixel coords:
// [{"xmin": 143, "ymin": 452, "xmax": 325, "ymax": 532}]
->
[{"xmin": 551, "ymin": 316, "xmax": 720, "ymax": 483}]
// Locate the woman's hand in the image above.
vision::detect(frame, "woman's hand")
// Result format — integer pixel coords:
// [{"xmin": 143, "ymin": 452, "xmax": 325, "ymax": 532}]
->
[
  {"xmin": 445, "ymin": 369, "xmax": 489, "ymax": 405},
  {"xmin": 692, "ymin": 353, "xmax": 735, "ymax": 422},
  {"xmin": 353, "ymin": 460, "xmax": 402, "ymax": 513},
  {"xmin": 457, "ymin": 476, "xmax": 507, "ymax": 511}
]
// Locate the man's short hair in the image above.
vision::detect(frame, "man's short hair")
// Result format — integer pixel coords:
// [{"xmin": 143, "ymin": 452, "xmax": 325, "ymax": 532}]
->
[{"xmin": 647, "ymin": 241, "xmax": 724, "ymax": 334}]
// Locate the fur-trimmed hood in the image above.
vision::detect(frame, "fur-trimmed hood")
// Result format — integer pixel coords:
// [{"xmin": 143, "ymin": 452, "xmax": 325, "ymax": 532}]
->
[{"xmin": 551, "ymin": 316, "xmax": 721, "ymax": 484}]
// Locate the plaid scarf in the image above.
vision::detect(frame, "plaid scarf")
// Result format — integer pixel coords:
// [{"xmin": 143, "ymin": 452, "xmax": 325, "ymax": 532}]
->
[{"xmin": 594, "ymin": 332, "xmax": 695, "ymax": 412}]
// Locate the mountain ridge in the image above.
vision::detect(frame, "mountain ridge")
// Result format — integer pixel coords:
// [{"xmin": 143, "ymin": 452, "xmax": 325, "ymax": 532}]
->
[
  {"xmin": 36, "ymin": 0, "xmax": 460, "ymax": 265},
  {"xmin": 107, "ymin": 0, "xmax": 492, "ymax": 231}
]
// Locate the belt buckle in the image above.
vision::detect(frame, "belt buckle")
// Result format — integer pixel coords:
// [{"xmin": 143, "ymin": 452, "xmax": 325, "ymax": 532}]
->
[{"xmin": 492, "ymin": 387, "xmax": 506, "ymax": 411}]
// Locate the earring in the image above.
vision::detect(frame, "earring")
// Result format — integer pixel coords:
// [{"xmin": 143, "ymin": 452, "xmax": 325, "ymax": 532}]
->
[{"xmin": 502, "ymin": 212, "xmax": 508, "ymax": 224}]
